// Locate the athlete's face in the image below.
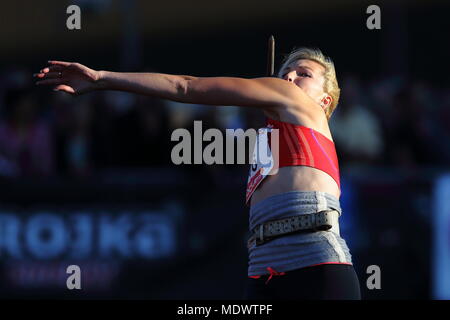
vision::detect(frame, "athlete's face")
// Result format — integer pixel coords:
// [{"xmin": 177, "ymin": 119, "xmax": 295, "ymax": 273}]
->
[{"xmin": 281, "ymin": 59, "xmax": 332, "ymax": 110}]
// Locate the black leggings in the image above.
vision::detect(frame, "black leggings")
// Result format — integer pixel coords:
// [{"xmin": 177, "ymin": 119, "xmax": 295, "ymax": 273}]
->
[{"xmin": 244, "ymin": 264, "xmax": 361, "ymax": 300}]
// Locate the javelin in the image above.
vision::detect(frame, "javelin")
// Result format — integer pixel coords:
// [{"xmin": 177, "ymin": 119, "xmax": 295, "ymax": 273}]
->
[{"xmin": 267, "ymin": 35, "xmax": 275, "ymax": 77}]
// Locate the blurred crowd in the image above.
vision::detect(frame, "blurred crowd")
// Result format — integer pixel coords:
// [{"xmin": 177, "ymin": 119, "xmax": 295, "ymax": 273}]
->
[
  {"xmin": 0, "ymin": 66, "xmax": 449, "ymax": 180},
  {"xmin": 330, "ymin": 74, "xmax": 450, "ymax": 171}
]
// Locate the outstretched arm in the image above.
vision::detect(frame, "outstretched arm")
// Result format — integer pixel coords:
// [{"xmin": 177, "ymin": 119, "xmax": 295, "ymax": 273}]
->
[{"xmin": 34, "ymin": 61, "xmax": 321, "ymax": 116}]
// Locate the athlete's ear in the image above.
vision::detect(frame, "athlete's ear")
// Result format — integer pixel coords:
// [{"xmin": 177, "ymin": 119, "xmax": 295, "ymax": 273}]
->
[{"xmin": 320, "ymin": 95, "xmax": 332, "ymax": 109}]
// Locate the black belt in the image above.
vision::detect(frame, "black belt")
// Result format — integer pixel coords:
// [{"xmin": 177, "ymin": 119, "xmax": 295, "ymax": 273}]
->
[{"xmin": 247, "ymin": 209, "xmax": 340, "ymax": 248}]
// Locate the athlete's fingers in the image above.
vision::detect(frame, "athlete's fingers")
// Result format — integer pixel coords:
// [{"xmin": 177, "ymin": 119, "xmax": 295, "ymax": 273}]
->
[
  {"xmin": 35, "ymin": 78, "xmax": 63, "ymax": 86},
  {"xmin": 40, "ymin": 66, "xmax": 64, "ymax": 73},
  {"xmin": 53, "ymin": 84, "xmax": 75, "ymax": 93},
  {"xmin": 33, "ymin": 72, "xmax": 62, "ymax": 79},
  {"xmin": 48, "ymin": 60, "xmax": 71, "ymax": 67}
]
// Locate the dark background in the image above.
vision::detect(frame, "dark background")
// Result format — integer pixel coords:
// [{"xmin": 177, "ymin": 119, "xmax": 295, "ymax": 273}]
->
[{"xmin": 0, "ymin": 0, "xmax": 449, "ymax": 299}]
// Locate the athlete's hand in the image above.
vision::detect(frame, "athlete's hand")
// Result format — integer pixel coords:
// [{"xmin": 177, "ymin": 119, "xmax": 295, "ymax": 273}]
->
[{"xmin": 34, "ymin": 61, "xmax": 101, "ymax": 95}]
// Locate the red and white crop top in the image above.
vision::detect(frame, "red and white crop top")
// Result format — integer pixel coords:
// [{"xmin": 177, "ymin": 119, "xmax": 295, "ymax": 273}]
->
[{"xmin": 245, "ymin": 117, "xmax": 340, "ymax": 205}]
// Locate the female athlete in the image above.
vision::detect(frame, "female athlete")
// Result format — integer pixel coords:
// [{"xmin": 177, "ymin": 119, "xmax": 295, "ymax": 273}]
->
[{"xmin": 34, "ymin": 47, "xmax": 361, "ymax": 300}]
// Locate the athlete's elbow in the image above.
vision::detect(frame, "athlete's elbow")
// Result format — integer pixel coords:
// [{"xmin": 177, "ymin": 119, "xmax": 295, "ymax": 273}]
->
[
  {"xmin": 174, "ymin": 77, "xmax": 188, "ymax": 100},
  {"xmin": 176, "ymin": 76, "xmax": 199, "ymax": 103}
]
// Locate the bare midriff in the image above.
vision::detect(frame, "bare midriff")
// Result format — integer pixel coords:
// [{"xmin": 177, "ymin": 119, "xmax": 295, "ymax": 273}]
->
[{"xmin": 250, "ymin": 166, "xmax": 341, "ymax": 206}]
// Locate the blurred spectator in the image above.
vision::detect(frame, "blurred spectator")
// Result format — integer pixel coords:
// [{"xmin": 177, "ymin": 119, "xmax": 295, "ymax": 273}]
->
[
  {"xmin": 65, "ymin": 97, "xmax": 95, "ymax": 177},
  {"xmin": 330, "ymin": 75, "xmax": 384, "ymax": 166},
  {"xmin": 383, "ymin": 82, "xmax": 442, "ymax": 170},
  {"xmin": 0, "ymin": 87, "xmax": 55, "ymax": 177}
]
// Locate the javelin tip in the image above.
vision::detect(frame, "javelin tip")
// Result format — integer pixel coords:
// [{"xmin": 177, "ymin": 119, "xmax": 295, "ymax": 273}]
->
[{"xmin": 267, "ymin": 35, "xmax": 275, "ymax": 77}]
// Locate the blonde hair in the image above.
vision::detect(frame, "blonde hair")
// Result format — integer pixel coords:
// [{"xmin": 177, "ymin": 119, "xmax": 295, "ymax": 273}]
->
[{"xmin": 277, "ymin": 47, "xmax": 340, "ymax": 121}]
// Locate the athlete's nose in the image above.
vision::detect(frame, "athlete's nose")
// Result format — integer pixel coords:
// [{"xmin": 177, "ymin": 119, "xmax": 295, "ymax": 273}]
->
[{"xmin": 285, "ymin": 71, "xmax": 295, "ymax": 82}]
